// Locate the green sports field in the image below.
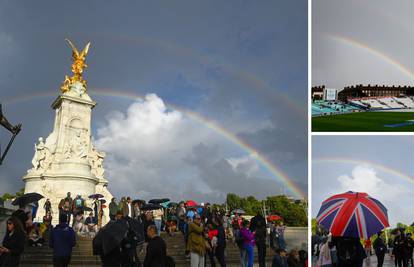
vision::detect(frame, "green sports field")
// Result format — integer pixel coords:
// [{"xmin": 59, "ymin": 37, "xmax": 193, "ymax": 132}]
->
[{"xmin": 312, "ymin": 112, "xmax": 414, "ymax": 132}]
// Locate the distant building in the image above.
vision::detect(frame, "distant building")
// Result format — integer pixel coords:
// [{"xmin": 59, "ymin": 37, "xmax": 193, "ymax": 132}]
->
[
  {"xmin": 311, "ymin": 86, "xmax": 324, "ymax": 100},
  {"xmin": 338, "ymin": 84, "xmax": 414, "ymax": 101},
  {"xmin": 312, "ymin": 85, "xmax": 338, "ymax": 101}
]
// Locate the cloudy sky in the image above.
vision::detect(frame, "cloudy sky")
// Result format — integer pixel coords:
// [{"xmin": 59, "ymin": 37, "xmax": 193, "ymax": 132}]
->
[
  {"xmin": 0, "ymin": 1, "xmax": 307, "ymax": 203},
  {"xmin": 312, "ymin": 136, "xmax": 414, "ymax": 226},
  {"xmin": 313, "ymin": 0, "xmax": 414, "ymax": 90}
]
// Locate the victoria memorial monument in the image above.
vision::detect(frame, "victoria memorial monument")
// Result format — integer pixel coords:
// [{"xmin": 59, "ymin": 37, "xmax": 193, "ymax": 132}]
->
[{"xmin": 22, "ymin": 39, "xmax": 113, "ymax": 224}]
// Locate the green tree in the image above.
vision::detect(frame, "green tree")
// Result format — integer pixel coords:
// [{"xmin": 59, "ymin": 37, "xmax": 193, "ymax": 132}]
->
[{"xmin": 1, "ymin": 187, "xmax": 25, "ymax": 201}]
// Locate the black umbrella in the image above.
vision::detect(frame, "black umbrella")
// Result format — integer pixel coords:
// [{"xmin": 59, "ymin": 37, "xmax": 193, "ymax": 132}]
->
[
  {"xmin": 93, "ymin": 219, "xmax": 129, "ymax": 255},
  {"xmin": 141, "ymin": 203, "xmax": 163, "ymax": 211},
  {"xmin": 148, "ymin": 198, "xmax": 170, "ymax": 204},
  {"xmin": 12, "ymin": 193, "xmax": 44, "ymax": 206},
  {"xmin": 99, "ymin": 199, "xmax": 107, "ymax": 204},
  {"xmin": 125, "ymin": 217, "xmax": 145, "ymax": 244},
  {"xmin": 89, "ymin": 194, "xmax": 104, "ymax": 199}
]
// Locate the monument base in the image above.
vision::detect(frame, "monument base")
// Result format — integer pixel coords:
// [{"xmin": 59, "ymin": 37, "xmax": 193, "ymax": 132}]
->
[{"xmin": 23, "ymin": 174, "xmax": 113, "ymax": 225}]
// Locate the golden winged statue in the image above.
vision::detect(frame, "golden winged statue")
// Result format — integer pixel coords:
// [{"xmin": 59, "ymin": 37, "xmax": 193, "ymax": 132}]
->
[{"xmin": 61, "ymin": 39, "xmax": 91, "ymax": 93}]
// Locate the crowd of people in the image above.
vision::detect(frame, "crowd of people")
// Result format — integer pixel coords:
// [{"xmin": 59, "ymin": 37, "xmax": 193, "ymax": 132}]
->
[
  {"xmin": 0, "ymin": 192, "xmax": 308, "ymax": 267},
  {"xmin": 312, "ymin": 227, "xmax": 414, "ymax": 267}
]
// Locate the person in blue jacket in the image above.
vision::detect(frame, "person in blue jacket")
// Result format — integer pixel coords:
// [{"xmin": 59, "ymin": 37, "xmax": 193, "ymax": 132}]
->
[{"xmin": 49, "ymin": 213, "xmax": 76, "ymax": 267}]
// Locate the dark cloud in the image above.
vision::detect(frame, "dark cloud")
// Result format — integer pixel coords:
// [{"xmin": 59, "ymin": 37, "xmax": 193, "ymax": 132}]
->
[{"xmin": 0, "ymin": 1, "xmax": 307, "ymax": 200}]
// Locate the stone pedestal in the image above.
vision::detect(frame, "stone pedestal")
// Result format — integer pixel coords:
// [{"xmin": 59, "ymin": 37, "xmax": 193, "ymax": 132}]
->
[{"xmin": 22, "ymin": 82, "xmax": 113, "ymax": 225}]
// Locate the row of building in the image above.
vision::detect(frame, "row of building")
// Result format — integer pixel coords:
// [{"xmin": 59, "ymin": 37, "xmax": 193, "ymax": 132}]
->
[{"xmin": 312, "ymin": 84, "xmax": 414, "ymax": 102}]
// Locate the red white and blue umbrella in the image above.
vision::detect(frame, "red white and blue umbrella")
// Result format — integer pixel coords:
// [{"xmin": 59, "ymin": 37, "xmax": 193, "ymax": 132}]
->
[{"xmin": 316, "ymin": 191, "xmax": 389, "ymax": 239}]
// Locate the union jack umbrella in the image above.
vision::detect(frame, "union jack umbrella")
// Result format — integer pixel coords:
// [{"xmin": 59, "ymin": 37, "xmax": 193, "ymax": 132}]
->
[{"xmin": 316, "ymin": 191, "xmax": 389, "ymax": 239}]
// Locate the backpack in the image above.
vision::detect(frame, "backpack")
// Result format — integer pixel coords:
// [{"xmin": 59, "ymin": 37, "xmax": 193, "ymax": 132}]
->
[{"xmin": 75, "ymin": 198, "xmax": 83, "ymax": 208}]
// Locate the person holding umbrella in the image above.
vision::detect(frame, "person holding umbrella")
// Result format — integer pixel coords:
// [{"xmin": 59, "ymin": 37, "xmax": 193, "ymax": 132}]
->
[
  {"xmin": 93, "ymin": 214, "xmax": 142, "ymax": 267},
  {"xmin": 317, "ymin": 192, "xmax": 390, "ymax": 267}
]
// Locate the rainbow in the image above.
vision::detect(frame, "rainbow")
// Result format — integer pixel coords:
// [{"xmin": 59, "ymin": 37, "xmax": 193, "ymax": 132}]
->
[
  {"xmin": 313, "ymin": 157, "xmax": 414, "ymax": 183},
  {"xmin": 75, "ymin": 32, "xmax": 307, "ymax": 119},
  {"xmin": 4, "ymin": 88, "xmax": 306, "ymax": 199},
  {"xmin": 326, "ymin": 34, "xmax": 414, "ymax": 81}
]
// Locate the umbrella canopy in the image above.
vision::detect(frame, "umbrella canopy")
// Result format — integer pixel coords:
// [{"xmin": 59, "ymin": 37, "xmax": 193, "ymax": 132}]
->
[
  {"xmin": 124, "ymin": 217, "xmax": 145, "ymax": 244},
  {"xmin": 12, "ymin": 193, "xmax": 44, "ymax": 206},
  {"xmin": 267, "ymin": 215, "xmax": 283, "ymax": 221},
  {"xmin": 232, "ymin": 209, "xmax": 246, "ymax": 215},
  {"xmin": 148, "ymin": 198, "xmax": 170, "ymax": 204},
  {"xmin": 316, "ymin": 191, "xmax": 389, "ymax": 239},
  {"xmin": 89, "ymin": 194, "xmax": 104, "ymax": 199},
  {"xmin": 186, "ymin": 200, "xmax": 197, "ymax": 207},
  {"xmin": 141, "ymin": 203, "xmax": 163, "ymax": 211},
  {"xmin": 93, "ymin": 219, "xmax": 128, "ymax": 255},
  {"xmin": 161, "ymin": 201, "xmax": 170, "ymax": 208},
  {"xmin": 99, "ymin": 199, "xmax": 107, "ymax": 204}
]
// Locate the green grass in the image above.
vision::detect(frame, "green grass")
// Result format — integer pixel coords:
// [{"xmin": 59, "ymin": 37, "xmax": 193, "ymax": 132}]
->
[{"xmin": 312, "ymin": 112, "xmax": 414, "ymax": 132}]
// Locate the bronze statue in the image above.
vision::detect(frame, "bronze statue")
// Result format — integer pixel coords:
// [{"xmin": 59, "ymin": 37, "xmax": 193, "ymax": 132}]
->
[
  {"xmin": 60, "ymin": 39, "xmax": 91, "ymax": 93},
  {"xmin": 0, "ymin": 104, "xmax": 21, "ymax": 165}
]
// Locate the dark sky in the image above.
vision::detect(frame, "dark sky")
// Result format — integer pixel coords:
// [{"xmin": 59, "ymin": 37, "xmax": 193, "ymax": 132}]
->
[
  {"xmin": 0, "ymin": 0, "xmax": 307, "ymax": 202},
  {"xmin": 313, "ymin": 0, "xmax": 414, "ymax": 90}
]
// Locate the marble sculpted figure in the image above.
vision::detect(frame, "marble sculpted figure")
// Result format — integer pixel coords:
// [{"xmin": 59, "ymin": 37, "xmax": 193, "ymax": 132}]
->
[{"xmin": 30, "ymin": 137, "xmax": 51, "ymax": 172}]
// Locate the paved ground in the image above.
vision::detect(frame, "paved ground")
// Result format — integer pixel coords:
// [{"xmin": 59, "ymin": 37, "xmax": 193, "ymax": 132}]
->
[
  {"xmin": 363, "ymin": 254, "xmax": 395, "ymax": 266},
  {"xmin": 313, "ymin": 254, "xmax": 398, "ymax": 266}
]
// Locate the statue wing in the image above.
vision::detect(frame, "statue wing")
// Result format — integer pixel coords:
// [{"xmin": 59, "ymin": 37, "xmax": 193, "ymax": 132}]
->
[
  {"xmin": 65, "ymin": 38, "xmax": 79, "ymax": 58},
  {"xmin": 80, "ymin": 42, "xmax": 91, "ymax": 58}
]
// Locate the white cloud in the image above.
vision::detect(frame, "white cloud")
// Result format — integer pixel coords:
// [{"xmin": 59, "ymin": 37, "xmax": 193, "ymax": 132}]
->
[
  {"xmin": 95, "ymin": 93, "xmax": 212, "ymax": 200},
  {"xmin": 336, "ymin": 165, "xmax": 413, "ymax": 225},
  {"xmin": 227, "ymin": 154, "xmax": 260, "ymax": 177},
  {"xmin": 94, "ymin": 93, "xmax": 289, "ymax": 202},
  {"xmin": 337, "ymin": 166, "xmax": 398, "ymax": 198}
]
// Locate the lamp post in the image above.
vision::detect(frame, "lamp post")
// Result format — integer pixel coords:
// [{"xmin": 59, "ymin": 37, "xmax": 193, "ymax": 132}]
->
[{"xmin": 0, "ymin": 104, "xmax": 21, "ymax": 165}]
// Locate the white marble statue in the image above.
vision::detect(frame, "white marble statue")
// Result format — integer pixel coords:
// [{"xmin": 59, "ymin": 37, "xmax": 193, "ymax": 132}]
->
[
  {"xmin": 90, "ymin": 146, "xmax": 106, "ymax": 178},
  {"xmin": 30, "ymin": 137, "xmax": 51, "ymax": 172}
]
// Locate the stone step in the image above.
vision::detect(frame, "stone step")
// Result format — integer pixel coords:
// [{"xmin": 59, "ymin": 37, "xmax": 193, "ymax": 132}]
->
[
  {"xmin": 21, "ymin": 233, "xmax": 278, "ymax": 266},
  {"xmin": 20, "ymin": 257, "xmax": 273, "ymax": 266}
]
